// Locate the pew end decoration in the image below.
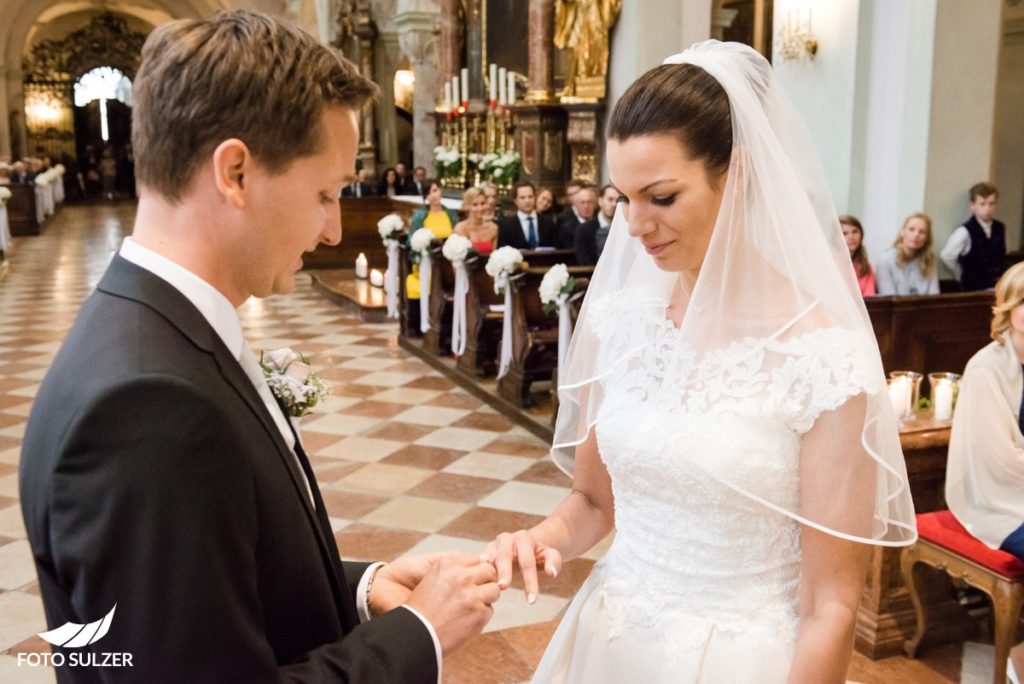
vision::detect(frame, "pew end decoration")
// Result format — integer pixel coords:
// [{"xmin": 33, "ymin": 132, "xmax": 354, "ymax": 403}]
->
[
  {"xmin": 444, "ymin": 234, "xmax": 475, "ymax": 356},
  {"xmin": 259, "ymin": 347, "xmax": 330, "ymax": 419},
  {"xmin": 410, "ymin": 228, "xmax": 437, "ymax": 332},
  {"xmin": 378, "ymin": 213, "xmax": 408, "ymax": 319},
  {"xmin": 539, "ymin": 264, "xmax": 578, "ymax": 314},
  {"xmin": 486, "ymin": 246, "xmax": 525, "ymax": 377},
  {"xmin": 0, "ymin": 187, "xmax": 11, "ymax": 201}
]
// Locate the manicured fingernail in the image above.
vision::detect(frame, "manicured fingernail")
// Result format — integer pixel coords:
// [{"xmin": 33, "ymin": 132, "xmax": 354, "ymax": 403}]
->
[
  {"xmin": 527, "ymin": 592, "xmax": 536, "ymax": 604},
  {"xmin": 499, "ymin": 577, "xmax": 508, "ymax": 587}
]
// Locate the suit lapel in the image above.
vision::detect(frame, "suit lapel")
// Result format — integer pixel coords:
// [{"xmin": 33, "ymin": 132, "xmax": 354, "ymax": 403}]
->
[{"xmin": 98, "ymin": 257, "xmax": 348, "ymax": 608}]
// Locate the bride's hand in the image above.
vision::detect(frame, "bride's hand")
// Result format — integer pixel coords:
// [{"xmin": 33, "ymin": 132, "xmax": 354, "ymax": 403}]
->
[{"xmin": 483, "ymin": 530, "xmax": 562, "ymax": 604}]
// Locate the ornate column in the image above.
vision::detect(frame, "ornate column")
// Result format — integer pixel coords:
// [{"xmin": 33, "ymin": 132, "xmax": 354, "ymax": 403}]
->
[
  {"xmin": 353, "ymin": 2, "xmax": 379, "ymax": 178},
  {"xmin": 396, "ymin": 0, "xmax": 441, "ymax": 170},
  {"xmin": 526, "ymin": 0, "xmax": 555, "ymax": 103},
  {"xmin": 465, "ymin": 0, "xmax": 484, "ymax": 100},
  {"xmin": 438, "ymin": 0, "xmax": 462, "ymax": 83}
]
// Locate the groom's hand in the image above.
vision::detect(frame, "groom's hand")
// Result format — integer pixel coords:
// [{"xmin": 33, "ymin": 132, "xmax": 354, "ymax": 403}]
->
[
  {"xmin": 405, "ymin": 552, "xmax": 499, "ymax": 655},
  {"xmin": 369, "ymin": 554, "xmax": 436, "ymax": 615}
]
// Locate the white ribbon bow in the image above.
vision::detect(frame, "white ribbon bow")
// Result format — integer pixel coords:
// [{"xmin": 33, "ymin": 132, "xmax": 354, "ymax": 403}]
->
[
  {"xmin": 384, "ymin": 240, "xmax": 400, "ymax": 319},
  {"xmin": 450, "ymin": 260, "xmax": 469, "ymax": 356},
  {"xmin": 497, "ymin": 272, "xmax": 513, "ymax": 378},
  {"xmin": 419, "ymin": 251, "xmax": 432, "ymax": 333}
]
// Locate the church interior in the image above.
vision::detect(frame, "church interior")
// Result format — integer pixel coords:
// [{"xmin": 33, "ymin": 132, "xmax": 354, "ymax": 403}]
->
[{"xmin": 1, "ymin": 0, "xmax": 1024, "ymax": 681}]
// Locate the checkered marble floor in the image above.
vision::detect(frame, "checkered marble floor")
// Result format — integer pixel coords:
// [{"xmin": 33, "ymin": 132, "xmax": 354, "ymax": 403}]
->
[{"xmin": 0, "ymin": 202, "xmax": 1004, "ymax": 683}]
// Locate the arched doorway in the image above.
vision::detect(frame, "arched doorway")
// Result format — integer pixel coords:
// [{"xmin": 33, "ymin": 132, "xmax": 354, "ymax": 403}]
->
[{"xmin": 74, "ymin": 67, "xmax": 134, "ymax": 199}]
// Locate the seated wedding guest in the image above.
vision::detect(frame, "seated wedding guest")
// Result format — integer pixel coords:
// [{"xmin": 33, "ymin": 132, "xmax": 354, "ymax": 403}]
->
[
  {"xmin": 341, "ymin": 169, "xmax": 372, "ymax": 197},
  {"xmin": 555, "ymin": 178, "xmax": 584, "ymax": 227},
  {"xmin": 946, "ymin": 260, "xmax": 1024, "ymax": 562},
  {"xmin": 558, "ymin": 184, "xmax": 597, "ymax": 249},
  {"xmin": 574, "ymin": 184, "xmax": 619, "ymax": 266},
  {"xmin": 840, "ymin": 214, "xmax": 876, "ymax": 296},
  {"xmin": 940, "ymin": 182, "xmax": 1006, "ymax": 291},
  {"xmin": 479, "ymin": 182, "xmax": 499, "ymax": 222},
  {"xmin": 455, "ymin": 186, "xmax": 498, "ymax": 255},
  {"xmin": 405, "ymin": 179, "xmax": 458, "ymax": 300},
  {"xmin": 404, "ymin": 165, "xmax": 428, "ymax": 197},
  {"xmin": 394, "ymin": 162, "xmax": 410, "ymax": 192},
  {"xmin": 875, "ymin": 212, "xmax": 940, "ymax": 296},
  {"xmin": 497, "ymin": 181, "xmax": 557, "ymax": 249},
  {"xmin": 536, "ymin": 186, "xmax": 557, "ymax": 221},
  {"xmin": 378, "ymin": 166, "xmax": 400, "ymax": 197},
  {"xmin": 9, "ymin": 161, "xmax": 30, "ymax": 184}
]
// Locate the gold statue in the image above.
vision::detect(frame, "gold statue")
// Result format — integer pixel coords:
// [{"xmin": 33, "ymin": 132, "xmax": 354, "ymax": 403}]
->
[{"xmin": 554, "ymin": 0, "xmax": 621, "ymax": 102}]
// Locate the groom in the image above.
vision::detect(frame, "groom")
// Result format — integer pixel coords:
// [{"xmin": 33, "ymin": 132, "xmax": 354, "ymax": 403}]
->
[{"xmin": 19, "ymin": 11, "xmax": 498, "ymax": 682}]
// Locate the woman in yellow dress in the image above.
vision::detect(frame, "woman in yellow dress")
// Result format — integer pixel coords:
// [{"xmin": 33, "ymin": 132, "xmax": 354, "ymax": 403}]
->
[{"xmin": 405, "ymin": 180, "xmax": 460, "ymax": 300}]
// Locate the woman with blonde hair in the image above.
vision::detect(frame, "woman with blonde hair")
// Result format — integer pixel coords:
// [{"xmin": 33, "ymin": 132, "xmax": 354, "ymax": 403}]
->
[
  {"xmin": 454, "ymin": 186, "xmax": 498, "ymax": 255},
  {"xmin": 946, "ymin": 260, "xmax": 1024, "ymax": 562},
  {"xmin": 875, "ymin": 212, "xmax": 939, "ymax": 295}
]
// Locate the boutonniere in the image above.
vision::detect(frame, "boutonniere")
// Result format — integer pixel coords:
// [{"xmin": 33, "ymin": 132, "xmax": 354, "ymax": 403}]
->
[{"xmin": 259, "ymin": 348, "xmax": 330, "ymax": 418}]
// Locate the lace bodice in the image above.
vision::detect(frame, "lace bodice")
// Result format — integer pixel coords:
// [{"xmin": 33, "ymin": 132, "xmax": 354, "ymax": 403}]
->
[{"xmin": 589, "ymin": 295, "xmax": 872, "ymax": 655}]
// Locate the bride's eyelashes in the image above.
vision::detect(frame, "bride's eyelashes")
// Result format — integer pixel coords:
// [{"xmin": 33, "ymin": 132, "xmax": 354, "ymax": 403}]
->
[{"xmin": 651, "ymin": 194, "xmax": 677, "ymax": 207}]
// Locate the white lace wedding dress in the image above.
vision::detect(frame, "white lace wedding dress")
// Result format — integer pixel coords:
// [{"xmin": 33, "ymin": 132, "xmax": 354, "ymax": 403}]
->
[{"xmin": 532, "ymin": 295, "xmax": 872, "ymax": 683}]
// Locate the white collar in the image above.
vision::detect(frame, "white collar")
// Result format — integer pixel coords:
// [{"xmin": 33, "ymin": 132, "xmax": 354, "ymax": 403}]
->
[
  {"xmin": 598, "ymin": 213, "xmax": 612, "ymax": 229},
  {"xmin": 518, "ymin": 211, "xmax": 537, "ymax": 222},
  {"xmin": 978, "ymin": 217, "xmax": 993, "ymax": 231},
  {"xmin": 118, "ymin": 237, "xmax": 244, "ymax": 358}
]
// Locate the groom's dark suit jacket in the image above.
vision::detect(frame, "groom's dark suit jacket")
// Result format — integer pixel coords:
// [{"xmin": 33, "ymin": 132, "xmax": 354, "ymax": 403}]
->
[{"xmin": 19, "ymin": 256, "xmax": 436, "ymax": 682}]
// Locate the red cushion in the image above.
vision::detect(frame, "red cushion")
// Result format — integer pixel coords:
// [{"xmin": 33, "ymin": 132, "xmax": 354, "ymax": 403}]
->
[{"xmin": 916, "ymin": 511, "xmax": 1024, "ymax": 579}]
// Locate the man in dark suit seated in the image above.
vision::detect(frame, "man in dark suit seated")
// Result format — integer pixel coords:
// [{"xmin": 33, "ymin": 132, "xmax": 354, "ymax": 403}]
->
[
  {"xmin": 19, "ymin": 11, "xmax": 498, "ymax": 683},
  {"xmin": 497, "ymin": 180, "xmax": 558, "ymax": 249},
  {"xmin": 341, "ymin": 169, "xmax": 372, "ymax": 197},
  {"xmin": 557, "ymin": 184, "xmax": 597, "ymax": 249},
  {"xmin": 8, "ymin": 160, "xmax": 31, "ymax": 184},
  {"xmin": 403, "ymin": 165, "xmax": 428, "ymax": 197},
  {"xmin": 555, "ymin": 178, "xmax": 584, "ymax": 229},
  {"xmin": 574, "ymin": 184, "xmax": 619, "ymax": 266}
]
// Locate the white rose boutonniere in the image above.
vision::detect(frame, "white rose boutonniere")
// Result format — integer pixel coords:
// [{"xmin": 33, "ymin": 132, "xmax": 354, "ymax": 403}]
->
[
  {"xmin": 539, "ymin": 263, "xmax": 576, "ymax": 313},
  {"xmin": 377, "ymin": 213, "xmax": 406, "ymax": 241},
  {"xmin": 260, "ymin": 348, "xmax": 330, "ymax": 418},
  {"xmin": 442, "ymin": 233, "xmax": 473, "ymax": 264}
]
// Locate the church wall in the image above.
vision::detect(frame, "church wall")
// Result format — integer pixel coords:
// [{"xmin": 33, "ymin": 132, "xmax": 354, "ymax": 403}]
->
[{"xmin": 994, "ymin": 12, "xmax": 1024, "ymax": 249}]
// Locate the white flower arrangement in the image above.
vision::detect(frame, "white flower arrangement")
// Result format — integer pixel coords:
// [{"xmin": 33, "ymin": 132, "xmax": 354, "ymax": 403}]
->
[
  {"xmin": 479, "ymin": 152, "xmax": 522, "ymax": 184},
  {"xmin": 433, "ymin": 145, "xmax": 462, "ymax": 179},
  {"xmin": 410, "ymin": 227, "xmax": 434, "ymax": 255},
  {"xmin": 442, "ymin": 233, "xmax": 473, "ymax": 263},
  {"xmin": 0, "ymin": 186, "xmax": 11, "ymax": 201},
  {"xmin": 377, "ymin": 213, "xmax": 406, "ymax": 241},
  {"xmin": 485, "ymin": 246, "xmax": 524, "ymax": 293},
  {"xmin": 260, "ymin": 347, "xmax": 330, "ymax": 418},
  {"xmin": 33, "ymin": 173, "xmax": 50, "ymax": 187},
  {"xmin": 55, "ymin": 164, "xmax": 65, "ymax": 175},
  {"xmin": 539, "ymin": 263, "xmax": 577, "ymax": 314}
]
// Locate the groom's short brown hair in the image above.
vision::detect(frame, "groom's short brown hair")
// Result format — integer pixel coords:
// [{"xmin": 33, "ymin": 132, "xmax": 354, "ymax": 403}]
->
[{"xmin": 132, "ymin": 10, "xmax": 379, "ymax": 201}]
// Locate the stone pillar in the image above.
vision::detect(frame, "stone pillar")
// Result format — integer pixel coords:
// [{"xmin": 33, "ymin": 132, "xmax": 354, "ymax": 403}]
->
[
  {"xmin": 465, "ymin": 0, "xmax": 484, "ymax": 100},
  {"xmin": 0, "ymin": 68, "xmax": 11, "ymax": 160},
  {"xmin": 438, "ymin": 0, "xmax": 462, "ymax": 83},
  {"xmin": 374, "ymin": 32, "xmax": 402, "ymax": 168},
  {"xmin": 396, "ymin": 0, "xmax": 441, "ymax": 170},
  {"xmin": 526, "ymin": 0, "xmax": 555, "ymax": 103},
  {"xmin": 353, "ymin": 2, "xmax": 379, "ymax": 178}
]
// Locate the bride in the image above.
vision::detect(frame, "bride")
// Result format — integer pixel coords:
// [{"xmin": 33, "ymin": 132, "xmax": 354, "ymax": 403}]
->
[{"xmin": 484, "ymin": 41, "xmax": 917, "ymax": 682}]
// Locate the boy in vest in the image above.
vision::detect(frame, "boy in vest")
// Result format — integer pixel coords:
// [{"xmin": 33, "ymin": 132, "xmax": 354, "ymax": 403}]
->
[{"xmin": 940, "ymin": 182, "xmax": 1005, "ymax": 291}]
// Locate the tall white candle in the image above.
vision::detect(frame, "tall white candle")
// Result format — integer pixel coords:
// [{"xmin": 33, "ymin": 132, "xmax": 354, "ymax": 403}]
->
[
  {"xmin": 461, "ymin": 67, "xmax": 469, "ymax": 103},
  {"xmin": 507, "ymin": 71, "xmax": 516, "ymax": 105},
  {"xmin": 498, "ymin": 67, "xmax": 507, "ymax": 105},
  {"xmin": 489, "ymin": 63, "xmax": 498, "ymax": 102},
  {"xmin": 934, "ymin": 380, "xmax": 954, "ymax": 421},
  {"xmin": 452, "ymin": 76, "xmax": 460, "ymax": 110},
  {"xmin": 355, "ymin": 253, "xmax": 368, "ymax": 279},
  {"xmin": 888, "ymin": 378, "xmax": 910, "ymax": 418},
  {"xmin": 370, "ymin": 269, "xmax": 384, "ymax": 288},
  {"xmin": 444, "ymin": 82, "xmax": 452, "ymax": 112}
]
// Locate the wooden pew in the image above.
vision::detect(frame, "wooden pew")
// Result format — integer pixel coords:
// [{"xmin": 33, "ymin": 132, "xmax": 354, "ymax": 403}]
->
[
  {"xmin": 456, "ymin": 253, "xmax": 504, "ymax": 377},
  {"xmin": 424, "ymin": 242, "xmax": 454, "ymax": 356},
  {"xmin": 398, "ymin": 243, "xmax": 420, "ymax": 338},
  {"xmin": 865, "ymin": 292, "xmax": 993, "ymax": 376},
  {"xmin": 6, "ymin": 184, "xmax": 40, "ymax": 236},
  {"xmin": 304, "ymin": 197, "xmax": 416, "ymax": 271},
  {"xmin": 497, "ymin": 265, "xmax": 594, "ymax": 408},
  {"xmin": 520, "ymin": 248, "xmax": 576, "ymax": 269}
]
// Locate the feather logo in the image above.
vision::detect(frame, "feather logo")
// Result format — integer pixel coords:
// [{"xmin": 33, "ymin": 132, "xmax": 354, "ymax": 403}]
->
[{"xmin": 37, "ymin": 604, "xmax": 116, "ymax": 648}]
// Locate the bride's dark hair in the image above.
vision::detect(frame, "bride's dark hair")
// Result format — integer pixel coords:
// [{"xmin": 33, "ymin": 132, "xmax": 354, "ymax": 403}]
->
[{"xmin": 608, "ymin": 63, "xmax": 732, "ymax": 178}]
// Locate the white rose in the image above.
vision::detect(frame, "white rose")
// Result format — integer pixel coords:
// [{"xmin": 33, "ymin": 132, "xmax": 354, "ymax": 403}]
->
[
  {"xmin": 442, "ymin": 234, "xmax": 472, "ymax": 263},
  {"xmin": 263, "ymin": 347, "xmax": 301, "ymax": 372},
  {"xmin": 539, "ymin": 264, "xmax": 570, "ymax": 305},
  {"xmin": 485, "ymin": 246, "xmax": 523, "ymax": 278},
  {"xmin": 377, "ymin": 213, "xmax": 406, "ymax": 239},
  {"xmin": 410, "ymin": 228, "xmax": 434, "ymax": 253}
]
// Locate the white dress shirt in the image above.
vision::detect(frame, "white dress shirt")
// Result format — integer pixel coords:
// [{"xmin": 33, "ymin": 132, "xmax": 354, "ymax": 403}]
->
[
  {"xmin": 940, "ymin": 218, "xmax": 992, "ymax": 280},
  {"xmin": 517, "ymin": 211, "xmax": 540, "ymax": 243},
  {"xmin": 118, "ymin": 238, "xmax": 442, "ymax": 679}
]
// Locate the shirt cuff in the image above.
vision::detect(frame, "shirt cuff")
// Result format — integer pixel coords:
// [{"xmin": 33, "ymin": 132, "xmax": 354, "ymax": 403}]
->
[
  {"xmin": 399, "ymin": 604, "xmax": 443, "ymax": 684},
  {"xmin": 356, "ymin": 562, "xmax": 386, "ymax": 624}
]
